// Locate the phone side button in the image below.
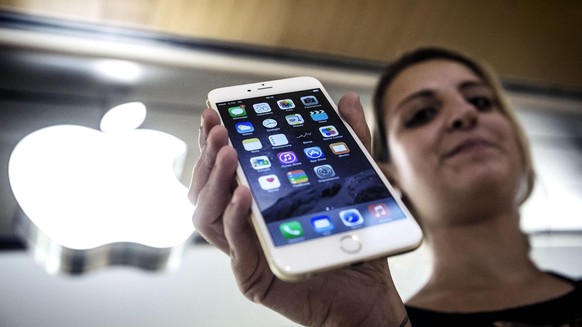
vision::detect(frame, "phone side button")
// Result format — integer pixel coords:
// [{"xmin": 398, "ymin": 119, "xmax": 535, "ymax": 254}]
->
[{"xmin": 339, "ymin": 235, "xmax": 362, "ymax": 254}]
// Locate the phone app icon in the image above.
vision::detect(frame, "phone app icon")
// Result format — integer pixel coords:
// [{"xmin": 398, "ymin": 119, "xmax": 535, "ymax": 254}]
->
[
  {"xmin": 285, "ymin": 114, "xmax": 304, "ymax": 125},
  {"xmin": 314, "ymin": 165, "xmax": 335, "ymax": 179},
  {"xmin": 277, "ymin": 99, "xmax": 295, "ymax": 110},
  {"xmin": 311, "ymin": 215, "xmax": 334, "ymax": 233},
  {"xmin": 262, "ymin": 118, "xmax": 278, "ymax": 129},
  {"xmin": 286, "ymin": 170, "xmax": 308, "ymax": 185},
  {"xmin": 310, "ymin": 110, "xmax": 328, "ymax": 121},
  {"xmin": 235, "ymin": 121, "xmax": 254, "ymax": 134},
  {"xmin": 269, "ymin": 133, "xmax": 289, "ymax": 146},
  {"xmin": 339, "ymin": 209, "xmax": 364, "ymax": 226},
  {"xmin": 250, "ymin": 156, "xmax": 271, "ymax": 170},
  {"xmin": 301, "ymin": 95, "xmax": 319, "ymax": 106},
  {"xmin": 303, "ymin": 146, "xmax": 324, "ymax": 160},
  {"xmin": 279, "ymin": 221, "xmax": 304, "ymax": 239},
  {"xmin": 228, "ymin": 105, "xmax": 246, "ymax": 117},
  {"xmin": 319, "ymin": 125, "xmax": 339, "ymax": 137},
  {"xmin": 277, "ymin": 151, "xmax": 298, "ymax": 164},
  {"xmin": 253, "ymin": 102, "xmax": 271, "ymax": 114},
  {"xmin": 258, "ymin": 174, "xmax": 281, "ymax": 190},
  {"xmin": 330, "ymin": 142, "xmax": 350, "ymax": 155},
  {"xmin": 242, "ymin": 138, "xmax": 262, "ymax": 151},
  {"xmin": 368, "ymin": 203, "xmax": 390, "ymax": 219}
]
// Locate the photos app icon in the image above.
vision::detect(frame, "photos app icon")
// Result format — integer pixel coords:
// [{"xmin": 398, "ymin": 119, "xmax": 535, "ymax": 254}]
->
[{"xmin": 277, "ymin": 99, "xmax": 295, "ymax": 110}]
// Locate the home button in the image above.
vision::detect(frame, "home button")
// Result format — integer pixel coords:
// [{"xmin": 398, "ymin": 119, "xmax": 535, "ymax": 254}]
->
[{"xmin": 339, "ymin": 235, "xmax": 362, "ymax": 254}]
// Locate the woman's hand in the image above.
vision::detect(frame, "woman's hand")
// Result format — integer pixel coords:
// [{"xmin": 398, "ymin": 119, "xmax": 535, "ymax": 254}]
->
[{"xmin": 189, "ymin": 93, "xmax": 408, "ymax": 326}]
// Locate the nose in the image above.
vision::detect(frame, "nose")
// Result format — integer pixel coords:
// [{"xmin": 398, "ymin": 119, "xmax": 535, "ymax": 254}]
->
[{"xmin": 447, "ymin": 99, "xmax": 478, "ymax": 131}]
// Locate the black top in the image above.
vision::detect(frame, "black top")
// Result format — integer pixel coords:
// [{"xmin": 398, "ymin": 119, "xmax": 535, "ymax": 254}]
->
[{"xmin": 405, "ymin": 273, "xmax": 582, "ymax": 327}]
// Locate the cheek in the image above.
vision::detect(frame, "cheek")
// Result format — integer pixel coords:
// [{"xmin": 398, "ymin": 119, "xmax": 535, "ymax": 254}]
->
[{"xmin": 387, "ymin": 134, "xmax": 435, "ymax": 192}]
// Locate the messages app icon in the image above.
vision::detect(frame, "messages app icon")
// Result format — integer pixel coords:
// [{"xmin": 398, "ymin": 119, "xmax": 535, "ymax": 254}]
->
[{"xmin": 228, "ymin": 106, "xmax": 246, "ymax": 117}]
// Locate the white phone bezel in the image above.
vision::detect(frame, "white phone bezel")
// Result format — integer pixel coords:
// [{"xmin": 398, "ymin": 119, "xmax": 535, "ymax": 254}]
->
[{"xmin": 207, "ymin": 76, "xmax": 422, "ymax": 281}]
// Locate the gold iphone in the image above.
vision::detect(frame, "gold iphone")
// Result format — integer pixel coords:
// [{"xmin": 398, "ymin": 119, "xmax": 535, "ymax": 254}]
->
[{"xmin": 207, "ymin": 76, "xmax": 422, "ymax": 281}]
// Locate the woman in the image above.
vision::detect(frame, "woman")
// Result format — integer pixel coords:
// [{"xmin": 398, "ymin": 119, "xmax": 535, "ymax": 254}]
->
[{"xmin": 189, "ymin": 47, "xmax": 581, "ymax": 326}]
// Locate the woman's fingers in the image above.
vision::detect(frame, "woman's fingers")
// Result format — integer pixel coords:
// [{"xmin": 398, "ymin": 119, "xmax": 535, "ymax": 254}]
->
[
  {"xmin": 198, "ymin": 108, "xmax": 222, "ymax": 151},
  {"xmin": 338, "ymin": 92, "xmax": 372, "ymax": 151},
  {"xmin": 190, "ymin": 133, "xmax": 239, "ymax": 254}
]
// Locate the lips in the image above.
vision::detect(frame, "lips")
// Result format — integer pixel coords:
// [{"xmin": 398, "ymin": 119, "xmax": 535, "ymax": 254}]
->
[{"xmin": 444, "ymin": 138, "xmax": 496, "ymax": 159}]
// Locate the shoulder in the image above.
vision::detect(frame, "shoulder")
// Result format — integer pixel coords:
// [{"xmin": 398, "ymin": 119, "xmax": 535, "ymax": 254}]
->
[{"xmin": 405, "ymin": 273, "xmax": 582, "ymax": 327}]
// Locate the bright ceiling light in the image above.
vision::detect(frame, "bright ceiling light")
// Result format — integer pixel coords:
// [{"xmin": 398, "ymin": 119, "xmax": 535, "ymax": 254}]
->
[
  {"xmin": 94, "ymin": 59, "xmax": 142, "ymax": 83},
  {"xmin": 8, "ymin": 102, "xmax": 194, "ymax": 274}
]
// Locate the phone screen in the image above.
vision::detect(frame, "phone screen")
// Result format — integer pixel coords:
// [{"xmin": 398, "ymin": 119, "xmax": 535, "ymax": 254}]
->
[{"xmin": 215, "ymin": 88, "xmax": 406, "ymax": 247}]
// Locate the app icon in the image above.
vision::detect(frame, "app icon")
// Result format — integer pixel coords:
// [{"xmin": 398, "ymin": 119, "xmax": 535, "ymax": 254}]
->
[
  {"xmin": 303, "ymin": 146, "xmax": 324, "ymax": 160},
  {"xmin": 310, "ymin": 110, "xmax": 328, "ymax": 121},
  {"xmin": 262, "ymin": 118, "xmax": 278, "ymax": 129},
  {"xmin": 368, "ymin": 203, "xmax": 390, "ymax": 219},
  {"xmin": 235, "ymin": 121, "xmax": 254, "ymax": 134},
  {"xmin": 279, "ymin": 221, "xmax": 304, "ymax": 239},
  {"xmin": 258, "ymin": 174, "xmax": 281, "ymax": 190},
  {"xmin": 269, "ymin": 134, "xmax": 289, "ymax": 146},
  {"xmin": 242, "ymin": 138, "xmax": 262, "ymax": 151},
  {"xmin": 277, "ymin": 151, "xmax": 298, "ymax": 164},
  {"xmin": 330, "ymin": 142, "xmax": 350, "ymax": 155},
  {"xmin": 311, "ymin": 215, "xmax": 334, "ymax": 233},
  {"xmin": 228, "ymin": 105, "xmax": 246, "ymax": 117},
  {"xmin": 253, "ymin": 102, "xmax": 271, "ymax": 114},
  {"xmin": 314, "ymin": 165, "xmax": 335, "ymax": 179},
  {"xmin": 285, "ymin": 114, "xmax": 304, "ymax": 125},
  {"xmin": 286, "ymin": 170, "xmax": 308, "ymax": 185},
  {"xmin": 319, "ymin": 125, "xmax": 339, "ymax": 137},
  {"xmin": 250, "ymin": 156, "xmax": 271, "ymax": 170},
  {"xmin": 301, "ymin": 95, "xmax": 319, "ymax": 106},
  {"xmin": 277, "ymin": 99, "xmax": 295, "ymax": 110},
  {"xmin": 339, "ymin": 209, "xmax": 364, "ymax": 226}
]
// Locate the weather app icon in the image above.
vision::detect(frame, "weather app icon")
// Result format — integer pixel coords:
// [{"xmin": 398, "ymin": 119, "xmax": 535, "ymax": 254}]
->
[{"xmin": 235, "ymin": 121, "xmax": 254, "ymax": 134}]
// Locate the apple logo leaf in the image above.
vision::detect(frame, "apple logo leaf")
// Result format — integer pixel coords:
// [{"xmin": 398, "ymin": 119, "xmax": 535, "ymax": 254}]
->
[{"xmin": 8, "ymin": 102, "xmax": 195, "ymax": 275}]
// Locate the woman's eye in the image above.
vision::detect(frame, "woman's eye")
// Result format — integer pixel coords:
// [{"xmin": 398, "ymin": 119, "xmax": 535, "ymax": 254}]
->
[
  {"xmin": 404, "ymin": 107, "xmax": 438, "ymax": 128},
  {"xmin": 468, "ymin": 96, "xmax": 495, "ymax": 111}
]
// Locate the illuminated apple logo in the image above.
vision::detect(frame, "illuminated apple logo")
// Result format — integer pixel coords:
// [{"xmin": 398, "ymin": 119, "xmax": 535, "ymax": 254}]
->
[{"xmin": 8, "ymin": 102, "xmax": 194, "ymax": 274}]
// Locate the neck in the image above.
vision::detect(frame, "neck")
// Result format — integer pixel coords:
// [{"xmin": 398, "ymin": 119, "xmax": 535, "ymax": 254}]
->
[{"xmin": 424, "ymin": 209, "xmax": 542, "ymax": 290}]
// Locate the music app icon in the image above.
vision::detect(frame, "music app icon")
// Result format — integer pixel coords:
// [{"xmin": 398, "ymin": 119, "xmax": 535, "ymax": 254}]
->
[
  {"xmin": 277, "ymin": 151, "xmax": 298, "ymax": 164},
  {"xmin": 368, "ymin": 203, "xmax": 390, "ymax": 219}
]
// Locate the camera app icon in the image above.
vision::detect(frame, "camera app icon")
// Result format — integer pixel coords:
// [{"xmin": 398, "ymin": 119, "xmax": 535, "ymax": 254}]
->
[{"xmin": 300, "ymin": 95, "xmax": 319, "ymax": 106}]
